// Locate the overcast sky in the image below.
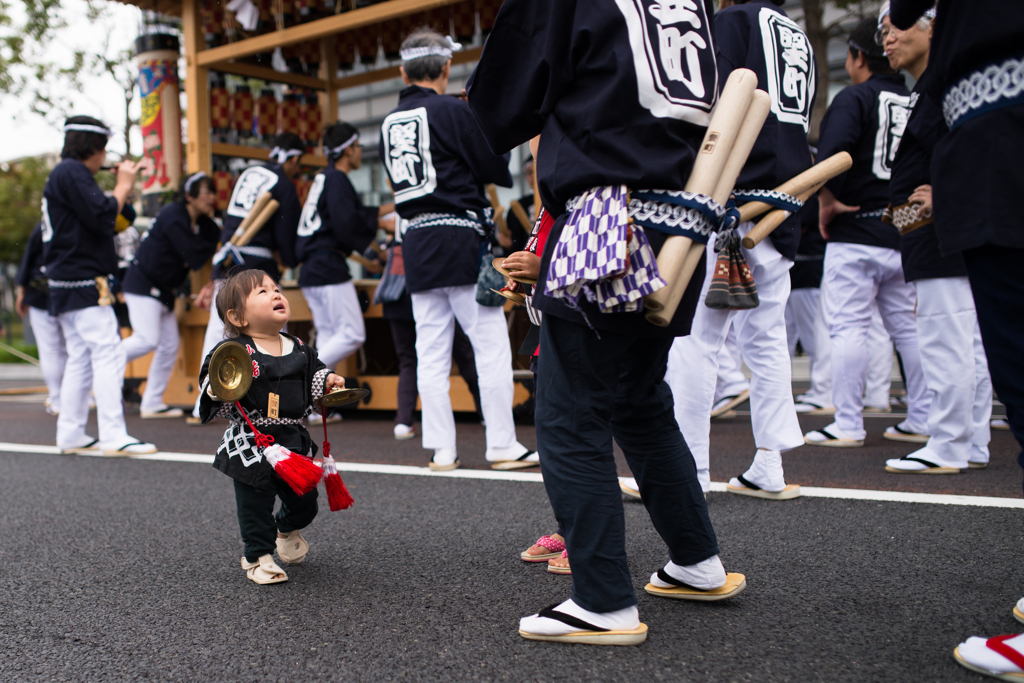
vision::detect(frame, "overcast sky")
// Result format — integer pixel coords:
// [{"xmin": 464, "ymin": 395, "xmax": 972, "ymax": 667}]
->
[{"xmin": 0, "ymin": 0, "xmax": 145, "ymax": 162}]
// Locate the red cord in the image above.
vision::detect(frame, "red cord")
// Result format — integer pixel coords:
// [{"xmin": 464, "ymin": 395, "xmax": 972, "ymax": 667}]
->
[
  {"xmin": 321, "ymin": 405, "xmax": 331, "ymax": 458},
  {"xmin": 235, "ymin": 401, "xmax": 275, "ymax": 450}
]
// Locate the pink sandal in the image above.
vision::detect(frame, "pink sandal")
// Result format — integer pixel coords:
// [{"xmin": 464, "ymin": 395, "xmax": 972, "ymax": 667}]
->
[
  {"xmin": 548, "ymin": 550, "xmax": 572, "ymax": 575},
  {"xmin": 520, "ymin": 535, "xmax": 565, "ymax": 562}
]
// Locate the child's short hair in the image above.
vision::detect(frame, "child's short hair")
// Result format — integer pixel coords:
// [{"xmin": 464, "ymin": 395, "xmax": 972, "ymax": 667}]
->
[{"xmin": 215, "ymin": 269, "xmax": 267, "ymax": 338}]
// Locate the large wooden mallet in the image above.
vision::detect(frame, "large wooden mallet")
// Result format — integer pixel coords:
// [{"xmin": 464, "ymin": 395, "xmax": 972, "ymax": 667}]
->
[
  {"xmin": 739, "ymin": 182, "xmax": 824, "ymax": 249},
  {"xmin": 736, "ymin": 152, "xmax": 853, "ymax": 225},
  {"xmin": 643, "ymin": 73, "xmax": 768, "ymax": 326},
  {"xmin": 230, "ymin": 191, "xmax": 273, "ymax": 245},
  {"xmin": 486, "ymin": 184, "xmax": 511, "ymax": 238},
  {"xmin": 236, "ymin": 197, "xmax": 281, "ymax": 248}
]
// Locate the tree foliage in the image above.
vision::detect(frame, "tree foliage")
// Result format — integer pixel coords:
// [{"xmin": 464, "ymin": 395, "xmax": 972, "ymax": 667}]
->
[
  {"xmin": 1, "ymin": 1, "xmax": 139, "ymax": 155},
  {"xmin": 0, "ymin": 155, "xmax": 49, "ymax": 264}
]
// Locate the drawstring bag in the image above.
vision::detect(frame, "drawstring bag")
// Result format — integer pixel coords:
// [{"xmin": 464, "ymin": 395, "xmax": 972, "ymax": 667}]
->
[
  {"xmin": 476, "ymin": 240, "xmax": 507, "ymax": 306},
  {"xmin": 704, "ymin": 229, "xmax": 759, "ymax": 310},
  {"xmin": 373, "ymin": 245, "xmax": 407, "ymax": 305}
]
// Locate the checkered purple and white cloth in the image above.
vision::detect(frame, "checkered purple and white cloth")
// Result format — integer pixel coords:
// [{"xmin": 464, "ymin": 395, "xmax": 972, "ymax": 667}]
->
[{"xmin": 545, "ymin": 185, "xmax": 666, "ymax": 314}]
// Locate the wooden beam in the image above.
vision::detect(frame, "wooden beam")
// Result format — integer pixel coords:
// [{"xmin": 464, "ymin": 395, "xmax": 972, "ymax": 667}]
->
[
  {"xmin": 211, "ymin": 142, "xmax": 327, "ymax": 167},
  {"xmin": 182, "ymin": 0, "xmax": 211, "ymax": 175},
  {"xmin": 213, "ymin": 62, "xmax": 328, "ymax": 90},
  {"xmin": 197, "ymin": 0, "xmax": 466, "ymax": 67},
  {"xmin": 319, "ymin": 38, "xmax": 339, "ymax": 127},
  {"xmin": 330, "ymin": 46, "xmax": 482, "ymax": 91}
]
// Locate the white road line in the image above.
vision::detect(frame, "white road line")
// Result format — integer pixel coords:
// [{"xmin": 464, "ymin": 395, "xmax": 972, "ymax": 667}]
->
[{"xmin": 0, "ymin": 441, "xmax": 1020, "ymax": 509}]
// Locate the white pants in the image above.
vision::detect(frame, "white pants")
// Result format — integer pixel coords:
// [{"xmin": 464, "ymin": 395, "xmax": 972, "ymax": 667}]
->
[
  {"xmin": 411, "ymin": 284, "xmax": 516, "ymax": 451},
  {"xmin": 864, "ymin": 310, "xmax": 894, "ymax": 409},
  {"xmin": 668, "ymin": 225, "xmax": 804, "ymax": 490},
  {"xmin": 192, "ymin": 281, "xmax": 226, "ymax": 419},
  {"xmin": 914, "ymin": 277, "xmax": 992, "ymax": 465},
  {"xmin": 122, "ymin": 293, "xmax": 180, "ymax": 413},
  {"xmin": 785, "ymin": 288, "xmax": 832, "ymax": 406},
  {"xmin": 302, "ymin": 282, "xmax": 366, "ymax": 369},
  {"xmin": 786, "ymin": 291, "xmax": 893, "ymax": 408},
  {"xmin": 29, "ymin": 306, "xmax": 69, "ymax": 413},
  {"xmin": 714, "ymin": 325, "xmax": 749, "ymax": 402},
  {"xmin": 56, "ymin": 305, "xmax": 128, "ymax": 449},
  {"xmin": 822, "ymin": 242, "xmax": 930, "ymax": 438}
]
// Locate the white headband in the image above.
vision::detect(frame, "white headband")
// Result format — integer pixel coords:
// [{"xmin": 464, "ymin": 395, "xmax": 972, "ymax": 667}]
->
[
  {"xmin": 269, "ymin": 146, "xmax": 304, "ymax": 163},
  {"xmin": 64, "ymin": 123, "xmax": 112, "ymax": 137},
  {"xmin": 184, "ymin": 171, "xmax": 207, "ymax": 193},
  {"xmin": 878, "ymin": 3, "xmax": 936, "ymax": 29},
  {"xmin": 324, "ymin": 133, "xmax": 359, "ymax": 158},
  {"xmin": 400, "ymin": 36, "xmax": 462, "ymax": 63}
]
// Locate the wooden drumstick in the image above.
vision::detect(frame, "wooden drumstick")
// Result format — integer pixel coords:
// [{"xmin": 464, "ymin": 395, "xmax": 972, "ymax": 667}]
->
[
  {"xmin": 740, "ymin": 181, "xmax": 825, "ymax": 249},
  {"xmin": 509, "ymin": 199, "xmax": 531, "ymax": 232},
  {"xmin": 643, "ymin": 69, "xmax": 759, "ymax": 317},
  {"xmin": 486, "ymin": 184, "xmax": 511, "ymax": 238},
  {"xmin": 737, "ymin": 152, "xmax": 853, "ymax": 224},
  {"xmin": 236, "ymin": 198, "xmax": 280, "ymax": 247},
  {"xmin": 647, "ymin": 90, "xmax": 772, "ymax": 321},
  {"xmin": 230, "ymin": 191, "xmax": 273, "ymax": 245}
]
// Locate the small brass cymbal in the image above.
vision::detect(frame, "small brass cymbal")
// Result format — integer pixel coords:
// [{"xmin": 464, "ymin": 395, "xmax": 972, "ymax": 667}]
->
[
  {"xmin": 318, "ymin": 387, "xmax": 370, "ymax": 408},
  {"xmin": 491, "ymin": 257, "xmax": 537, "ymax": 285},
  {"xmin": 208, "ymin": 341, "xmax": 253, "ymax": 402},
  {"xmin": 490, "ymin": 288, "xmax": 526, "ymax": 305}
]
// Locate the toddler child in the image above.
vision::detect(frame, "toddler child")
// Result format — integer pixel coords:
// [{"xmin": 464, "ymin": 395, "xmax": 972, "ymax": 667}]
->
[{"xmin": 198, "ymin": 269, "xmax": 344, "ymax": 584}]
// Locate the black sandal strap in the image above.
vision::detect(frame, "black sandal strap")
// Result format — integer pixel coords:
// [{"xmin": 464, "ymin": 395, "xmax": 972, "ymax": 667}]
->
[
  {"xmin": 655, "ymin": 568, "xmax": 711, "ymax": 592},
  {"xmin": 736, "ymin": 474, "xmax": 761, "ymax": 491},
  {"xmin": 894, "ymin": 424, "xmax": 916, "ymax": 435},
  {"xmin": 818, "ymin": 428, "xmax": 839, "ymax": 440},
  {"xmin": 537, "ymin": 604, "xmax": 609, "ymax": 632},
  {"xmin": 516, "ymin": 451, "xmax": 537, "ymax": 462},
  {"xmin": 901, "ymin": 456, "xmax": 942, "ymax": 469},
  {"xmin": 117, "ymin": 441, "xmax": 145, "ymax": 451}
]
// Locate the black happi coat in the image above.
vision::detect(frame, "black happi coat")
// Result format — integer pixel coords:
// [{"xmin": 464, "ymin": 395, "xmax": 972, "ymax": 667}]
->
[
  {"xmin": 16, "ymin": 223, "xmax": 49, "ymax": 311},
  {"xmin": 714, "ymin": 0, "xmax": 816, "ymax": 261},
  {"xmin": 818, "ymin": 73, "xmax": 910, "ymax": 250},
  {"xmin": 295, "ymin": 166, "xmax": 379, "ymax": 287},
  {"xmin": 466, "ymin": 0, "xmax": 717, "ymax": 337},
  {"xmin": 790, "ymin": 195, "xmax": 825, "ymax": 290},
  {"xmin": 378, "ymin": 85, "xmax": 513, "ymax": 293},
  {"xmin": 892, "ymin": 75, "xmax": 966, "ymax": 282},
  {"xmin": 214, "ymin": 163, "xmax": 301, "ymax": 280},
  {"xmin": 42, "ymin": 158, "xmax": 120, "ymax": 314},
  {"xmin": 199, "ymin": 333, "xmax": 330, "ymax": 491},
  {"xmin": 123, "ymin": 202, "xmax": 220, "ymax": 309},
  {"xmin": 892, "ymin": 0, "xmax": 1024, "ymax": 252}
]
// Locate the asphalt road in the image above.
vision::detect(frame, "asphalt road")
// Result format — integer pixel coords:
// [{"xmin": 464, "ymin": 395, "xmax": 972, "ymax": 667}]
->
[
  {"xmin": 0, "ymin": 447, "xmax": 1021, "ymax": 682},
  {"xmin": 1, "ymin": 393, "xmax": 1020, "ymax": 498}
]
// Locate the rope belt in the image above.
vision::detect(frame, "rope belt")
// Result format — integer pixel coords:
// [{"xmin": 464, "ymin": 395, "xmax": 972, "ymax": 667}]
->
[
  {"xmin": 48, "ymin": 279, "xmax": 97, "ymax": 289},
  {"xmin": 212, "ymin": 243, "xmax": 274, "ymax": 266},
  {"xmin": 404, "ymin": 209, "xmax": 494, "ymax": 239},
  {"xmin": 882, "ymin": 202, "xmax": 933, "ymax": 236},
  {"xmin": 943, "ymin": 55, "xmax": 1024, "ymax": 131}
]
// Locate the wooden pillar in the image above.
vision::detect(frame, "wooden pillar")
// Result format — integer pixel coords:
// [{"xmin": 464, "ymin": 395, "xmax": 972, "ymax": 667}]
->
[
  {"xmin": 319, "ymin": 38, "xmax": 339, "ymax": 131},
  {"xmin": 182, "ymin": 0, "xmax": 212, "ymax": 174}
]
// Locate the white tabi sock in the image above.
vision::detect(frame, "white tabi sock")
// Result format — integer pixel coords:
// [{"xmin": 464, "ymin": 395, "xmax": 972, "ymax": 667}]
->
[
  {"xmin": 650, "ymin": 556, "xmax": 726, "ymax": 590},
  {"xmin": 431, "ymin": 446, "xmax": 458, "ymax": 467},
  {"xmin": 732, "ymin": 449, "xmax": 786, "ymax": 492},
  {"xmin": 519, "ymin": 598, "xmax": 640, "ymax": 635},
  {"xmin": 958, "ymin": 634, "xmax": 1024, "ymax": 674},
  {"xmin": 485, "ymin": 441, "xmax": 533, "ymax": 463}
]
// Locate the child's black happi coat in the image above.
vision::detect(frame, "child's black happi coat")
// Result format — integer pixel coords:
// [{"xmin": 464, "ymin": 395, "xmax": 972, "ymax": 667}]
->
[{"xmin": 199, "ymin": 332, "xmax": 329, "ymax": 491}]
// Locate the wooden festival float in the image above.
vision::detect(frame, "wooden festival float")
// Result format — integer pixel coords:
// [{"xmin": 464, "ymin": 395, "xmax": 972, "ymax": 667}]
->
[{"xmin": 114, "ymin": 0, "xmax": 533, "ymax": 413}]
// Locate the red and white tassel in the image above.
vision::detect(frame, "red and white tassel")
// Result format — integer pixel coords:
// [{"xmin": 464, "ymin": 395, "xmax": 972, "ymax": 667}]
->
[
  {"xmin": 318, "ymin": 405, "xmax": 353, "ymax": 511},
  {"xmin": 264, "ymin": 444, "xmax": 322, "ymax": 496},
  {"xmin": 321, "ymin": 455, "xmax": 354, "ymax": 511}
]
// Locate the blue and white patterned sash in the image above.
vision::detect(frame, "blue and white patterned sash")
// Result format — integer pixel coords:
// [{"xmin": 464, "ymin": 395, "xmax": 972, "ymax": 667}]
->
[{"xmin": 943, "ymin": 55, "xmax": 1024, "ymax": 130}]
